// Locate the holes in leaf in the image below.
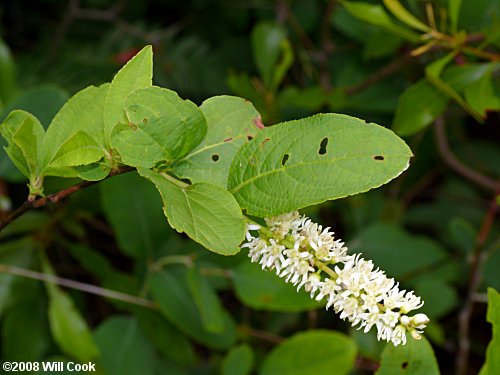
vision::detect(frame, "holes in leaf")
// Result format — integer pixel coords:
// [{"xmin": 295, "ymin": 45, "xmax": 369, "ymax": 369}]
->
[
  {"xmin": 401, "ymin": 362, "xmax": 409, "ymax": 370},
  {"xmin": 142, "ymin": 118, "xmax": 148, "ymax": 126},
  {"xmin": 211, "ymin": 154, "xmax": 220, "ymax": 162},
  {"xmin": 373, "ymin": 155, "xmax": 385, "ymax": 161},
  {"xmin": 281, "ymin": 154, "xmax": 289, "ymax": 166},
  {"xmin": 247, "ymin": 135, "xmax": 253, "ymax": 141},
  {"xmin": 319, "ymin": 137, "xmax": 328, "ymax": 155}
]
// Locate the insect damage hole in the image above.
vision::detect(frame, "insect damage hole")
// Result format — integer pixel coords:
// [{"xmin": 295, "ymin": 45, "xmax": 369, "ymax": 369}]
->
[
  {"xmin": 281, "ymin": 154, "xmax": 289, "ymax": 166},
  {"xmin": 373, "ymin": 155, "xmax": 385, "ymax": 161},
  {"xmin": 211, "ymin": 154, "xmax": 220, "ymax": 162},
  {"xmin": 401, "ymin": 361, "xmax": 409, "ymax": 370},
  {"xmin": 319, "ymin": 137, "xmax": 328, "ymax": 155}
]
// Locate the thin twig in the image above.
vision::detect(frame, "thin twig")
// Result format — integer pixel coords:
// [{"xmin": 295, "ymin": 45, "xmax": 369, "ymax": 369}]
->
[
  {"xmin": 0, "ymin": 166, "xmax": 133, "ymax": 233},
  {"xmin": 434, "ymin": 117, "xmax": 499, "ymax": 191},
  {"xmin": 455, "ymin": 189, "xmax": 499, "ymax": 375},
  {"xmin": 0, "ymin": 263, "xmax": 157, "ymax": 309},
  {"xmin": 344, "ymin": 55, "xmax": 410, "ymax": 96}
]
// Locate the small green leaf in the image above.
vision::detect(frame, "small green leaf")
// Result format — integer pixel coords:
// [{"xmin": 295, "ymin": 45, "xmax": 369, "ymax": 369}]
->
[
  {"xmin": 449, "ymin": 0, "xmax": 463, "ymax": 32},
  {"xmin": 415, "ymin": 279, "xmax": 458, "ymax": 319},
  {"xmin": 172, "ymin": 95, "xmax": 262, "ymax": 188},
  {"xmin": 104, "ymin": 45, "xmax": 153, "ymax": 144},
  {"xmin": 229, "ymin": 114, "xmax": 412, "ymax": 217},
  {"xmin": 251, "ymin": 22, "xmax": 289, "ymax": 88},
  {"xmin": 1, "ymin": 110, "xmax": 44, "ymax": 179},
  {"xmin": 42, "ymin": 259, "xmax": 100, "ymax": 362},
  {"xmin": 187, "ymin": 268, "xmax": 225, "ymax": 332},
  {"xmin": 48, "ymin": 131, "xmax": 103, "ymax": 168},
  {"xmin": 0, "ymin": 38, "xmax": 16, "ymax": 106},
  {"xmin": 42, "ymin": 84, "xmax": 108, "ymax": 173},
  {"xmin": 260, "ymin": 330, "xmax": 357, "ymax": 375},
  {"xmin": 426, "ymin": 53, "xmax": 483, "ymax": 123},
  {"xmin": 376, "ymin": 336, "xmax": 440, "ymax": 375},
  {"xmin": 138, "ymin": 168, "xmax": 245, "ymax": 255},
  {"xmin": 94, "ymin": 316, "xmax": 156, "ymax": 375},
  {"xmin": 392, "ymin": 79, "xmax": 449, "ymax": 136},
  {"xmin": 222, "ymin": 344, "xmax": 254, "ymax": 375},
  {"xmin": 482, "ymin": 288, "xmax": 500, "ymax": 375},
  {"xmin": 350, "ymin": 223, "xmax": 447, "ymax": 279},
  {"xmin": 75, "ymin": 162, "xmax": 111, "ymax": 181},
  {"xmin": 464, "ymin": 68, "xmax": 500, "ymax": 116},
  {"xmin": 383, "ymin": 0, "xmax": 430, "ymax": 32},
  {"xmin": 233, "ymin": 261, "xmax": 323, "ymax": 312},
  {"xmin": 150, "ymin": 266, "xmax": 237, "ymax": 349},
  {"xmin": 111, "ymin": 86, "xmax": 206, "ymax": 168},
  {"xmin": 343, "ymin": 2, "xmax": 420, "ymax": 42}
]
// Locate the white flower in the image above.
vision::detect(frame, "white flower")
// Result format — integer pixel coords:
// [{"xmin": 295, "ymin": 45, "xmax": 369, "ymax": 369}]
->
[{"xmin": 241, "ymin": 212, "xmax": 428, "ymax": 346}]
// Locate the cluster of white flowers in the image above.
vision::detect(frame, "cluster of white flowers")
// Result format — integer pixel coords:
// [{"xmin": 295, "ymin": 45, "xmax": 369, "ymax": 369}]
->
[{"xmin": 242, "ymin": 211, "xmax": 429, "ymax": 346}]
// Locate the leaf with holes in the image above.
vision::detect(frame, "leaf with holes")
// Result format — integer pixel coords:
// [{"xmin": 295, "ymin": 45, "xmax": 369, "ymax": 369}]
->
[
  {"xmin": 138, "ymin": 168, "xmax": 245, "ymax": 255},
  {"xmin": 111, "ymin": 86, "xmax": 206, "ymax": 168},
  {"xmin": 172, "ymin": 96, "xmax": 263, "ymax": 188},
  {"xmin": 228, "ymin": 114, "xmax": 412, "ymax": 217}
]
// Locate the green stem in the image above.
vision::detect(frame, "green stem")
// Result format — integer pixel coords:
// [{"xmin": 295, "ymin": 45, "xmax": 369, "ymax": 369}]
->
[
  {"xmin": 152, "ymin": 254, "xmax": 194, "ymax": 271},
  {"xmin": 315, "ymin": 260, "xmax": 337, "ymax": 280}
]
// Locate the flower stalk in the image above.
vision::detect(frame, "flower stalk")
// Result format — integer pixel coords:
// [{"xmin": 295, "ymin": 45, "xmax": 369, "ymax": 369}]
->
[{"xmin": 242, "ymin": 211, "xmax": 429, "ymax": 346}]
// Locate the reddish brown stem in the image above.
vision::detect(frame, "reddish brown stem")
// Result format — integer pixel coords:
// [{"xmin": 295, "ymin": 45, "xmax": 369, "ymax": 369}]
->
[{"xmin": 0, "ymin": 166, "xmax": 133, "ymax": 233}]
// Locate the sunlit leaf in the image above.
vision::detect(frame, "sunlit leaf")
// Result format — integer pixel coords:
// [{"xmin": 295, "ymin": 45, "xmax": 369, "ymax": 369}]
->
[{"xmin": 229, "ymin": 114, "xmax": 412, "ymax": 217}]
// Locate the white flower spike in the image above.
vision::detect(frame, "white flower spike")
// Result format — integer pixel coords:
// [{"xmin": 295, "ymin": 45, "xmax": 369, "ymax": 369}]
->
[{"xmin": 242, "ymin": 211, "xmax": 429, "ymax": 346}]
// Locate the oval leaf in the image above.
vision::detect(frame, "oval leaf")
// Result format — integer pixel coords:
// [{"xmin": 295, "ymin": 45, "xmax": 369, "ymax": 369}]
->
[
  {"xmin": 111, "ymin": 86, "xmax": 206, "ymax": 168},
  {"xmin": 172, "ymin": 95, "xmax": 262, "ymax": 188},
  {"xmin": 138, "ymin": 168, "xmax": 245, "ymax": 255},
  {"xmin": 233, "ymin": 261, "xmax": 323, "ymax": 312},
  {"xmin": 150, "ymin": 266, "xmax": 237, "ymax": 349},
  {"xmin": 222, "ymin": 344, "xmax": 254, "ymax": 375},
  {"xmin": 260, "ymin": 330, "xmax": 357, "ymax": 375},
  {"xmin": 229, "ymin": 113, "xmax": 412, "ymax": 217},
  {"xmin": 376, "ymin": 336, "xmax": 439, "ymax": 375}
]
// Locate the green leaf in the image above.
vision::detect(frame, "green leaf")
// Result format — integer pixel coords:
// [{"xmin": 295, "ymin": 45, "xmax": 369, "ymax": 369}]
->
[
  {"xmin": 229, "ymin": 114, "xmax": 412, "ymax": 217},
  {"xmin": 426, "ymin": 53, "xmax": 483, "ymax": 123},
  {"xmin": 172, "ymin": 95, "xmax": 262, "ymax": 188},
  {"xmin": 482, "ymin": 288, "xmax": 500, "ymax": 375},
  {"xmin": 350, "ymin": 223, "xmax": 447, "ymax": 279},
  {"xmin": 2, "ymin": 286, "xmax": 49, "ymax": 361},
  {"xmin": 42, "ymin": 83, "xmax": 109, "ymax": 177},
  {"xmin": 150, "ymin": 266, "xmax": 237, "ymax": 349},
  {"xmin": 187, "ymin": 268, "xmax": 225, "ymax": 332},
  {"xmin": 1, "ymin": 110, "xmax": 44, "ymax": 179},
  {"xmin": 415, "ymin": 279, "xmax": 458, "ymax": 319},
  {"xmin": 343, "ymin": 2, "xmax": 420, "ymax": 42},
  {"xmin": 48, "ymin": 131, "xmax": 103, "ymax": 168},
  {"xmin": 0, "ymin": 85, "xmax": 69, "ymax": 126},
  {"xmin": 222, "ymin": 344, "xmax": 254, "ymax": 375},
  {"xmin": 42, "ymin": 259, "xmax": 100, "ymax": 362},
  {"xmin": 138, "ymin": 168, "xmax": 245, "ymax": 255},
  {"xmin": 383, "ymin": 0, "xmax": 430, "ymax": 32},
  {"xmin": 376, "ymin": 336, "xmax": 440, "ymax": 375},
  {"xmin": 251, "ymin": 22, "xmax": 289, "ymax": 88},
  {"xmin": 0, "ymin": 238, "xmax": 34, "ymax": 316},
  {"xmin": 75, "ymin": 162, "xmax": 111, "ymax": 181},
  {"xmin": 233, "ymin": 261, "xmax": 323, "ymax": 312},
  {"xmin": 94, "ymin": 316, "xmax": 156, "ymax": 375},
  {"xmin": 134, "ymin": 308, "xmax": 197, "ymax": 366},
  {"xmin": 110, "ymin": 86, "xmax": 206, "ymax": 168},
  {"xmin": 392, "ymin": 79, "xmax": 449, "ymax": 136},
  {"xmin": 104, "ymin": 45, "xmax": 153, "ymax": 144},
  {"xmin": 260, "ymin": 330, "xmax": 357, "ymax": 375},
  {"xmin": 100, "ymin": 171, "xmax": 171, "ymax": 258},
  {"xmin": 0, "ymin": 38, "xmax": 16, "ymax": 106},
  {"xmin": 464, "ymin": 68, "xmax": 500, "ymax": 116},
  {"xmin": 449, "ymin": 0, "xmax": 463, "ymax": 32}
]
